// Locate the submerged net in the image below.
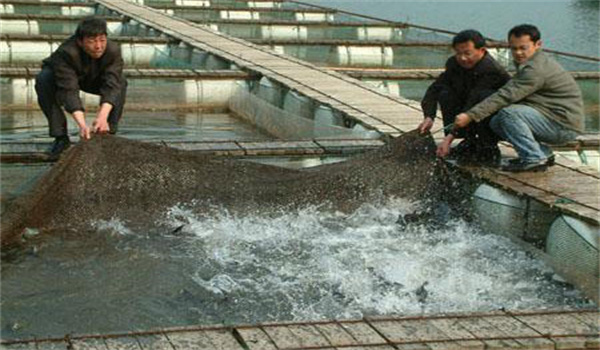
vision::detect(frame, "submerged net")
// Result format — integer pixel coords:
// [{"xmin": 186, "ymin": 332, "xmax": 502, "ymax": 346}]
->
[{"xmin": 1, "ymin": 130, "xmax": 443, "ymax": 245}]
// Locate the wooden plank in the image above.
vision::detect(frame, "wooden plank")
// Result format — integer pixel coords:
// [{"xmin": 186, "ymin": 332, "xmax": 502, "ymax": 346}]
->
[
  {"xmin": 136, "ymin": 335, "xmax": 174, "ymax": 350},
  {"xmin": 338, "ymin": 321, "xmax": 388, "ymax": 344},
  {"xmin": 235, "ymin": 328, "xmax": 277, "ymax": 350},
  {"xmin": 370, "ymin": 319, "xmax": 467, "ymax": 350},
  {"xmin": 570, "ymin": 311, "xmax": 600, "ymax": 329},
  {"xmin": 428, "ymin": 318, "xmax": 484, "ymax": 350},
  {"xmin": 315, "ymin": 322, "xmax": 358, "ymax": 346},
  {"xmin": 261, "ymin": 326, "xmax": 302, "ymax": 349},
  {"xmin": 515, "ymin": 313, "xmax": 598, "ymax": 335},
  {"xmin": 104, "ymin": 337, "xmax": 142, "ymax": 350},
  {"xmin": 71, "ymin": 338, "xmax": 109, "ymax": 350},
  {"xmin": 202, "ymin": 329, "xmax": 241, "ymax": 350},
  {"xmin": 483, "ymin": 316, "xmax": 554, "ymax": 349},
  {"xmin": 456, "ymin": 317, "xmax": 524, "ymax": 350},
  {"xmin": 512, "ymin": 313, "xmax": 594, "ymax": 350},
  {"xmin": 286, "ymin": 325, "xmax": 331, "ymax": 348},
  {"xmin": 166, "ymin": 331, "xmax": 214, "ymax": 350}
]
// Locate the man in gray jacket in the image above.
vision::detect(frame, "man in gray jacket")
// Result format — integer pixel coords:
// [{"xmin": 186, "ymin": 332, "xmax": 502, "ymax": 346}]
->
[{"xmin": 452, "ymin": 24, "xmax": 584, "ymax": 172}]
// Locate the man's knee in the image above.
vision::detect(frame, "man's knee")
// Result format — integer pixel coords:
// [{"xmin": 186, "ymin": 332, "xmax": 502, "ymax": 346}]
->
[{"xmin": 489, "ymin": 107, "xmax": 512, "ymax": 133}]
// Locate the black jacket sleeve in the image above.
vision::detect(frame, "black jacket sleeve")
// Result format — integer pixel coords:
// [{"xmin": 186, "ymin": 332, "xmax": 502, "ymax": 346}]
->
[
  {"xmin": 53, "ymin": 49, "xmax": 84, "ymax": 113},
  {"xmin": 421, "ymin": 58, "xmax": 454, "ymax": 119},
  {"xmin": 99, "ymin": 42, "xmax": 125, "ymax": 107},
  {"xmin": 464, "ymin": 58, "xmax": 511, "ymax": 110}
]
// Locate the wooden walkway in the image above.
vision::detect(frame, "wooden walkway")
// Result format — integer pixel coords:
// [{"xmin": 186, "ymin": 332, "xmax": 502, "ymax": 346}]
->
[
  {"xmin": 95, "ymin": 0, "xmax": 431, "ymax": 138},
  {"xmin": 1, "ymin": 309, "xmax": 598, "ymax": 349}
]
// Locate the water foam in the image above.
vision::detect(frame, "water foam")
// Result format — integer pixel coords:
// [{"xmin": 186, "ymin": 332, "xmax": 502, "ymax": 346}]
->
[{"xmin": 159, "ymin": 198, "xmax": 586, "ymax": 321}]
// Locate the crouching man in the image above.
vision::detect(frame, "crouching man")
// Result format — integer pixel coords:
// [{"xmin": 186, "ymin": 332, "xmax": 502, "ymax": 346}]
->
[
  {"xmin": 35, "ymin": 16, "xmax": 127, "ymax": 159},
  {"xmin": 419, "ymin": 29, "xmax": 511, "ymax": 165}
]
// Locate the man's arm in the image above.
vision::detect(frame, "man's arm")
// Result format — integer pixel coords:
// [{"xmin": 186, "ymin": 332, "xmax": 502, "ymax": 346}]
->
[
  {"xmin": 419, "ymin": 64, "xmax": 453, "ymax": 133},
  {"xmin": 53, "ymin": 51, "xmax": 84, "ymax": 114},
  {"xmin": 52, "ymin": 51, "xmax": 92, "ymax": 138},
  {"xmin": 95, "ymin": 43, "xmax": 124, "ymax": 133},
  {"xmin": 465, "ymin": 65, "xmax": 544, "ymax": 122}
]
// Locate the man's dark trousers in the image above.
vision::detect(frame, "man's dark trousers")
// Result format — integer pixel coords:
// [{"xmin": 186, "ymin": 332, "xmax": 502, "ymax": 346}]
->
[
  {"xmin": 35, "ymin": 67, "xmax": 127, "ymax": 137},
  {"xmin": 438, "ymin": 88, "xmax": 499, "ymax": 147}
]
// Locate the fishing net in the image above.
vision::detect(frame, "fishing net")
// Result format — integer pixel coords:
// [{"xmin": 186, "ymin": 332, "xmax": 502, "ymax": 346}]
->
[{"xmin": 1, "ymin": 130, "xmax": 444, "ymax": 245}]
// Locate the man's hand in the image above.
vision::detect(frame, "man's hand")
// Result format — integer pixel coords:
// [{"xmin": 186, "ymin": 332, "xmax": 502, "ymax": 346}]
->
[
  {"xmin": 92, "ymin": 118, "xmax": 110, "ymax": 134},
  {"xmin": 454, "ymin": 113, "xmax": 472, "ymax": 128},
  {"xmin": 72, "ymin": 110, "xmax": 91, "ymax": 140},
  {"xmin": 436, "ymin": 134, "xmax": 454, "ymax": 158},
  {"xmin": 79, "ymin": 125, "xmax": 91, "ymax": 140},
  {"xmin": 418, "ymin": 117, "xmax": 434, "ymax": 134},
  {"xmin": 93, "ymin": 103, "xmax": 113, "ymax": 134}
]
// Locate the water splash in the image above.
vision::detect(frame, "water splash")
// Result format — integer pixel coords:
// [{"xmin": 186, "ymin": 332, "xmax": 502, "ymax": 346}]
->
[
  {"xmin": 160, "ymin": 198, "xmax": 587, "ymax": 321},
  {"xmin": 92, "ymin": 218, "xmax": 133, "ymax": 236}
]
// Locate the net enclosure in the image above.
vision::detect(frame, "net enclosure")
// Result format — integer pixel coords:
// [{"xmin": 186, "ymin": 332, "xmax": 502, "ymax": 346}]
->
[{"xmin": 1, "ymin": 130, "xmax": 443, "ymax": 246}]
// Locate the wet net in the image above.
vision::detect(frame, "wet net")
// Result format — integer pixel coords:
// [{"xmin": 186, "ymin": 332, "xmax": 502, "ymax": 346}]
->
[{"xmin": 1, "ymin": 130, "xmax": 443, "ymax": 245}]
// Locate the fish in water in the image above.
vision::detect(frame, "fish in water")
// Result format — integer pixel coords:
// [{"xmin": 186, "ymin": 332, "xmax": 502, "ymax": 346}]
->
[{"xmin": 415, "ymin": 281, "xmax": 429, "ymax": 305}]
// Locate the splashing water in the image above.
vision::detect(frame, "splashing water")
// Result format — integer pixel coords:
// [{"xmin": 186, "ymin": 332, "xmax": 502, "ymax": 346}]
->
[
  {"xmin": 0, "ymin": 198, "xmax": 589, "ymax": 339},
  {"xmin": 160, "ymin": 198, "xmax": 587, "ymax": 321}
]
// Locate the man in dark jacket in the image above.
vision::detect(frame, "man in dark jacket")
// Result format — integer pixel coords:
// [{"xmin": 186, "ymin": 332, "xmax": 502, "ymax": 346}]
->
[
  {"xmin": 35, "ymin": 16, "xmax": 127, "ymax": 159},
  {"xmin": 418, "ymin": 29, "xmax": 510, "ymax": 164}
]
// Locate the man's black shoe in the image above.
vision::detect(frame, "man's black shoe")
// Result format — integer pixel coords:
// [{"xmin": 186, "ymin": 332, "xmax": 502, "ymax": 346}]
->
[
  {"xmin": 451, "ymin": 141, "xmax": 501, "ymax": 167},
  {"xmin": 501, "ymin": 159, "xmax": 548, "ymax": 172},
  {"xmin": 508, "ymin": 154, "xmax": 555, "ymax": 167},
  {"xmin": 48, "ymin": 136, "xmax": 71, "ymax": 161},
  {"xmin": 448, "ymin": 139, "xmax": 475, "ymax": 159}
]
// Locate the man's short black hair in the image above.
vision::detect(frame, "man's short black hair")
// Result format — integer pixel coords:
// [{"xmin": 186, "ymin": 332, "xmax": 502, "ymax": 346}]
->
[
  {"xmin": 508, "ymin": 24, "xmax": 541, "ymax": 42},
  {"xmin": 452, "ymin": 29, "xmax": 486, "ymax": 49},
  {"xmin": 75, "ymin": 17, "xmax": 107, "ymax": 39}
]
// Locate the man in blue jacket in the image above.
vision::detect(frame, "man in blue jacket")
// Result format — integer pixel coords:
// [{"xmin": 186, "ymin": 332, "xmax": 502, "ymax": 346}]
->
[{"xmin": 35, "ymin": 16, "xmax": 127, "ymax": 159}]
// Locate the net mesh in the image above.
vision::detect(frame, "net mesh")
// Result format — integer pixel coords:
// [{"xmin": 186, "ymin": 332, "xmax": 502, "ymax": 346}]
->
[{"xmin": 1, "ymin": 130, "xmax": 443, "ymax": 245}]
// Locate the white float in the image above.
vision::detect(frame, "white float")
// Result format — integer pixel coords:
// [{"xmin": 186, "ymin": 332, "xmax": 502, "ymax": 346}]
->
[
  {"xmin": 0, "ymin": 41, "xmax": 57, "ymax": 65},
  {"xmin": 547, "ymin": 214, "xmax": 599, "ymax": 300},
  {"xmin": 60, "ymin": 6, "xmax": 95, "ymax": 15},
  {"xmin": 0, "ymin": 20, "xmax": 40, "ymax": 35},
  {"xmin": 294, "ymin": 12, "xmax": 333, "ymax": 22},
  {"xmin": 120, "ymin": 43, "xmax": 168, "ymax": 66},
  {"xmin": 247, "ymin": 1, "xmax": 279, "ymax": 8},
  {"xmin": 260, "ymin": 25, "xmax": 308, "ymax": 40},
  {"xmin": 0, "ymin": 4, "xmax": 15, "ymax": 14},
  {"xmin": 335, "ymin": 45, "xmax": 394, "ymax": 67},
  {"xmin": 547, "ymin": 215, "xmax": 599, "ymax": 277},
  {"xmin": 2, "ymin": 78, "xmax": 103, "ymax": 108},
  {"xmin": 314, "ymin": 105, "xmax": 343, "ymax": 127},
  {"xmin": 182, "ymin": 79, "xmax": 241, "ymax": 106},
  {"xmin": 219, "ymin": 10, "xmax": 259, "ymax": 20},
  {"xmin": 283, "ymin": 90, "xmax": 313, "ymax": 120},
  {"xmin": 174, "ymin": 0, "xmax": 210, "ymax": 6},
  {"xmin": 255, "ymin": 76, "xmax": 284, "ymax": 107},
  {"xmin": 472, "ymin": 183, "xmax": 556, "ymax": 242},
  {"xmin": 356, "ymin": 27, "xmax": 402, "ymax": 41}
]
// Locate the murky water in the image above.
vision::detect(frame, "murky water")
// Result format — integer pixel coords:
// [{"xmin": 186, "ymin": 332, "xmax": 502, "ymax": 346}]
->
[{"xmin": 1, "ymin": 197, "xmax": 591, "ymax": 340}]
